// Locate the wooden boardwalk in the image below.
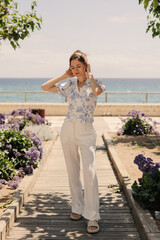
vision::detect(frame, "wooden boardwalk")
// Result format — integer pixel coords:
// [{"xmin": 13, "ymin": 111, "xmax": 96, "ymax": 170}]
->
[{"xmin": 6, "ymin": 117, "xmax": 141, "ymax": 240}]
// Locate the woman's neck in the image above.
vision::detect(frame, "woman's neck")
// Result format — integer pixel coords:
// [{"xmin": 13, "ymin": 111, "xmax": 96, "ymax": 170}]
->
[{"xmin": 77, "ymin": 74, "xmax": 87, "ymax": 83}]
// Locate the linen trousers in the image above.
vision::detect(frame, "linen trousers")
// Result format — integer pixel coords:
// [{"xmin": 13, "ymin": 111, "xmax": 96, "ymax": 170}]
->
[{"xmin": 60, "ymin": 118, "xmax": 100, "ymax": 221}]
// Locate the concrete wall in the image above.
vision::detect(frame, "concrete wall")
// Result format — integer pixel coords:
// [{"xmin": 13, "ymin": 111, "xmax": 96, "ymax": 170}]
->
[{"xmin": 0, "ymin": 102, "xmax": 160, "ymax": 116}]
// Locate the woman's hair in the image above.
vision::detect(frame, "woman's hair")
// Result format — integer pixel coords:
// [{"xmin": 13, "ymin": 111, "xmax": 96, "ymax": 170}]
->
[{"xmin": 69, "ymin": 50, "xmax": 87, "ymax": 66}]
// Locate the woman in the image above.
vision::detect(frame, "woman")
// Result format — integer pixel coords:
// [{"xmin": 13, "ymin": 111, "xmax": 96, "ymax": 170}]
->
[{"xmin": 41, "ymin": 50, "xmax": 105, "ymax": 233}]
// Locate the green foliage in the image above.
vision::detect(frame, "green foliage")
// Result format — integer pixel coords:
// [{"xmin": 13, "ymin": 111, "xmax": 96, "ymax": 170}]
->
[
  {"xmin": 138, "ymin": 0, "xmax": 160, "ymax": 38},
  {"xmin": 0, "ymin": 151, "xmax": 16, "ymax": 180},
  {"xmin": 0, "ymin": 199, "xmax": 13, "ymax": 209},
  {"xmin": 0, "ymin": 0, "xmax": 42, "ymax": 49},
  {"xmin": 117, "ymin": 110, "xmax": 159, "ymax": 136},
  {"xmin": 132, "ymin": 171, "xmax": 160, "ymax": 210},
  {"xmin": 0, "ymin": 129, "xmax": 33, "ymax": 169},
  {"xmin": 122, "ymin": 118, "xmax": 151, "ymax": 135}
]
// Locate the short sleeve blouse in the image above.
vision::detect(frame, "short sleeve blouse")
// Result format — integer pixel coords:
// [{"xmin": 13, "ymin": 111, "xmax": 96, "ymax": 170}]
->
[{"xmin": 57, "ymin": 78, "xmax": 105, "ymax": 123}]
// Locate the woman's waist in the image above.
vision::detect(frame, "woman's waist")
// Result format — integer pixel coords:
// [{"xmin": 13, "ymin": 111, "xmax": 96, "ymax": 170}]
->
[{"xmin": 66, "ymin": 113, "xmax": 94, "ymax": 123}]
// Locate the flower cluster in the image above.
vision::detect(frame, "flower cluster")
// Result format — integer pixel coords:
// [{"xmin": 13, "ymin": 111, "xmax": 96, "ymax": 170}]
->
[
  {"xmin": 8, "ymin": 176, "xmax": 21, "ymax": 189},
  {"xmin": 117, "ymin": 109, "xmax": 159, "ymax": 136},
  {"xmin": 132, "ymin": 154, "xmax": 160, "ymax": 210},
  {"xmin": 0, "ymin": 108, "xmax": 50, "ymax": 191},
  {"xmin": 0, "ymin": 129, "xmax": 43, "ymax": 188},
  {"xmin": 0, "ymin": 108, "xmax": 49, "ymax": 131},
  {"xmin": 134, "ymin": 154, "xmax": 160, "ymax": 174}
]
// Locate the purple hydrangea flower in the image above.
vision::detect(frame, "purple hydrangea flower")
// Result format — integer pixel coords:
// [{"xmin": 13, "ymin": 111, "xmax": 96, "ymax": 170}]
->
[
  {"xmin": 39, "ymin": 146, "xmax": 43, "ymax": 159},
  {"xmin": 13, "ymin": 176, "xmax": 21, "ymax": 182},
  {"xmin": 24, "ymin": 153, "xmax": 30, "ymax": 160},
  {"xmin": 8, "ymin": 180, "xmax": 13, "ymax": 187},
  {"xmin": 18, "ymin": 167, "xmax": 25, "ymax": 178},
  {"xmin": 29, "ymin": 134, "xmax": 42, "ymax": 146},
  {"xmin": 7, "ymin": 176, "xmax": 21, "ymax": 189},
  {"xmin": 11, "ymin": 182, "xmax": 18, "ymax": 189},
  {"xmin": 12, "ymin": 122, "xmax": 20, "ymax": 131},
  {"xmin": 14, "ymin": 152, "xmax": 21, "ymax": 157},
  {"xmin": 25, "ymin": 165, "xmax": 34, "ymax": 174},
  {"xmin": 134, "ymin": 154, "xmax": 160, "ymax": 174},
  {"xmin": 0, "ymin": 179, "xmax": 6, "ymax": 184},
  {"xmin": 31, "ymin": 150, "xmax": 40, "ymax": 161}
]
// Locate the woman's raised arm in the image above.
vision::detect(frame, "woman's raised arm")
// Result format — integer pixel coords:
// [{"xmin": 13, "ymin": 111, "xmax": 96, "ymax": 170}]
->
[{"xmin": 41, "ymin": 68, "xmax": 74, "ymax": 93}]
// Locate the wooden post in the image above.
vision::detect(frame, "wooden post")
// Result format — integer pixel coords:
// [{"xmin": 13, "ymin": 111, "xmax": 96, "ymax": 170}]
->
[
  {"xmin": 105, "ymin": 93, "xmax": 108, "ymax": 103},
  {"xmin": 25, "ymin": 92, "xmax": 27, "ymax": 103},
  {"xmin": 146, "ymin": 93, "xmax": 148, "ymax": 103}
]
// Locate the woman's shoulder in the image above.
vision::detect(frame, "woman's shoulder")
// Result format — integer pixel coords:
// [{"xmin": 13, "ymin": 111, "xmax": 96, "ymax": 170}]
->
[{"xmin": 59, "ymin": 79, "xmax": 73, "ymax": 87}]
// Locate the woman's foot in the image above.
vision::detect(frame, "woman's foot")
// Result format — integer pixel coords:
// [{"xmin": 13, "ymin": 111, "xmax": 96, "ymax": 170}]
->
[
  {"xmin": 70, "ymin": 213, "xmax": 82, "ymax": 221},
  {"xmin": 87, "ymin": 220, "xmax": 100, "ymax": 233}
]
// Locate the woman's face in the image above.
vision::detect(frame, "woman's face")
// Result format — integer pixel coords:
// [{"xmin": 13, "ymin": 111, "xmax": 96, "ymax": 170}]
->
[{"xmin": 70, "ymin": 59, "xmax": 86, "ymax": 77}]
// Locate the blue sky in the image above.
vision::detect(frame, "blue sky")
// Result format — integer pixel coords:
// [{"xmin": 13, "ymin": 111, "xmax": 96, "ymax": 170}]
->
[{"xmin": 0, "ymin": 0, "xmax": 160, "ymax": 78}]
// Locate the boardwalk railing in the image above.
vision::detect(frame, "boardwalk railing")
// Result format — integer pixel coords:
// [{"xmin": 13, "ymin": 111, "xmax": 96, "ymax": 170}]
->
[
  {"xmin": 0, "ymin": 91, "xmax": 68, "ymax": 103},
  {"xmin": 104, "ymin": 91, "xmax": 160, "ymax": 103},
  {"xmin": 0, "ymin": 91, "xmax": 160, "ymax": 103}
]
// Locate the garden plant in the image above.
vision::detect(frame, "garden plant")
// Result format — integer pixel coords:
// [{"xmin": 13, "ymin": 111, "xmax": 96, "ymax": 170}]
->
[
  {"xmin": 0, "ymin": 108, "xmax": 45, "ymax": 189},
  {"xmin": 117, "ymin": 109, "xmax": 159, "ymax": 136},
  {"xmin": 132, "ymin": 154, "xmax": 160, "ymax": 211}
]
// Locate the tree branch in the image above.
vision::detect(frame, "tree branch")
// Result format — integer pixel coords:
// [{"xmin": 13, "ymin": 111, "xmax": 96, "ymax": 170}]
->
[{"xmin": 0, "ymin": 4, "xmax": 9, "ymax": 18}]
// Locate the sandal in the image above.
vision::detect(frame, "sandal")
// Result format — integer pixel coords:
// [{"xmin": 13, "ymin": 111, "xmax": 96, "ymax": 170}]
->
[
  {"xmin": 70, "ymin": 213, "xmax": 82, "ymax": 221},
  {"xmin": 87, "ymin": 220, "xmax": 100, "ymax": 234}
]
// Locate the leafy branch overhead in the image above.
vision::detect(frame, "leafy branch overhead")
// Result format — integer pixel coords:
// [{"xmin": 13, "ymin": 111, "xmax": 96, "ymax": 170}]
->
[
  {"xmin": 0, "ymin": 0, "xmax": 42, "ymax": 49},
  {"xmin": 139, "ymin": 0, "xmax": 160, "ymax": 38}
]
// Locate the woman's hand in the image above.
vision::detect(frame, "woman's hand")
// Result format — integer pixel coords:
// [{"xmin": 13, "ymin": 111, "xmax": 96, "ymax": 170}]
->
[
  {"xmin": 65, "ymin": 67, "xmax": 75, "ymax": 78},
  {"xmin": 86, "ymin": 63, "xmax": 93, "ymax": 79}
]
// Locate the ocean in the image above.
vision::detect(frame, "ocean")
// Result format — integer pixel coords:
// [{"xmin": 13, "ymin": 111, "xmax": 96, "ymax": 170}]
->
[{"xmin": 0, "ymin": 78, "xmax": 160, "ymax": 103}]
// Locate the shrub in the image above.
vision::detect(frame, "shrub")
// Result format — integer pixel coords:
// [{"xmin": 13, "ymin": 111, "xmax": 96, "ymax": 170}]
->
[
  {"xmin": 0, "ymin": 108, "xmax": 45, "ymax": 189},
  {"xmin": 117, "ymin": 109, "xmax": 159, "ymax": 136},
  {"xmin": 0, "ymin": 129, "xmax": 43, "ymax": 180},
  {"xmin": 0, "ymin": 108, "xmax": 49, "ymax": 131},
  {"xmin": 131, "ymin": 154, "xmax": 160, "ymax": 210}
]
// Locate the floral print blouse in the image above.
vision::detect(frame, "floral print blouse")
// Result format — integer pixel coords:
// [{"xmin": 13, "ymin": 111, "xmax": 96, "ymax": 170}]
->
[{"xmin": 57, "ymin": 78, "xmax": 105, "ymax": 123}]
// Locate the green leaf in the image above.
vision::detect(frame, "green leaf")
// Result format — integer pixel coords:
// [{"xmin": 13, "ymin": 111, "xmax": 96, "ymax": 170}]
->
[
  {"xmin": 139, "ymin": 0, "xmax": 143, "ymax": 4},
  {"xmin": 153, "ymin": 0, "xmax": 158, "ymax": 9},
  {"xmin": 10, "ymin": 40, "xmax": 16, "ymax": 49},
  {"xmin": 144, "ymin": 0, "xmax": 151, "ymax": 10},
  {"xmin": 149, "ymin": 194, "xmax": 156, "ymax": 202},
  {"xmin": 131, "ymin": 181, "xmax": 139, "ymax": 192}
]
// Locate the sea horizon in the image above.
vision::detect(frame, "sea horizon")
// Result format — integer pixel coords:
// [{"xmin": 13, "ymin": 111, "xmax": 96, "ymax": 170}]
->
[{"xmin": 0, "ymin": 78, "xmax": 160, "ymax": 103}]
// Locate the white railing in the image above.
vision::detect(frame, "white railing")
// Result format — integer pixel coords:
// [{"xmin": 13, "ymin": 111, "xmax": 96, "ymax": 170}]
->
[{"xmin": 0, "ymin": 91, "xmax": 160, "ymax": 103}]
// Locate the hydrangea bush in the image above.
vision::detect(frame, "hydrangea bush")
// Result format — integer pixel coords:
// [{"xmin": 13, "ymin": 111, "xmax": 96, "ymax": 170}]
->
[
  {"xmin": 131, "ymin": 154, "xmax": 160, "ymax": 210},
  {"xmin": 0, "ymin": 129, "xmax": 42, "ymax": 176},
  {"xmin": 117, "ymin": 109, "xmax": 159, "ymax": 136},
  {"xmin": 0, "ymin": 108, "xmax": 45, "ymax": 189},
  {"xmin": 0, "ymin": 108, "xmax": 48, "ymax": 131}
]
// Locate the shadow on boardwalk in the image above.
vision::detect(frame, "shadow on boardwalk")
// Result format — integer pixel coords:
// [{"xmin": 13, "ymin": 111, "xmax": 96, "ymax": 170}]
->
[{"xmin": 8, "ymin": 185, "xmax": 140, "ymax": 239}]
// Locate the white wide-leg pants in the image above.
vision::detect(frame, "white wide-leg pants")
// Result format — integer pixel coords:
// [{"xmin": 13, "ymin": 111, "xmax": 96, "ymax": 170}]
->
[{"xmin": 60, "ymin": 118, "xmax": 100, "ymax": 221}]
